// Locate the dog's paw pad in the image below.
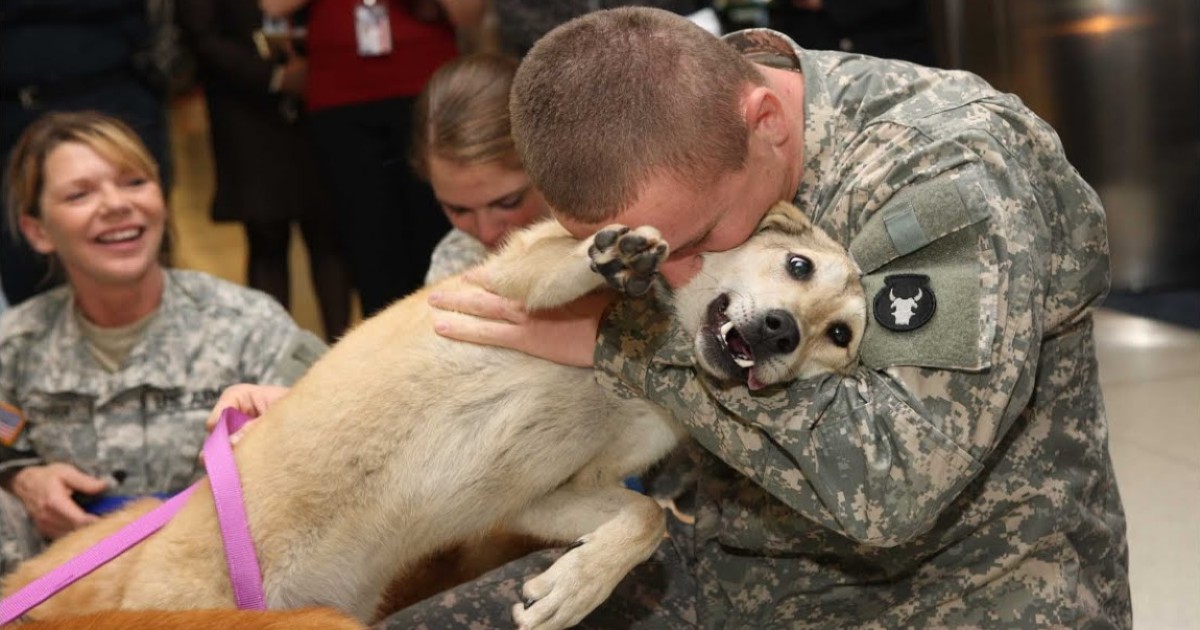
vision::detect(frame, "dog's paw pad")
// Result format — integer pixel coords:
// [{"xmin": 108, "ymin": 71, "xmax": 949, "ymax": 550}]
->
[
  {"xmin": 592, "ymin": 226, "xmax": 627, "ymax": 251},
  {"xmin": 587, "ymin": 225, "xmax": 668, "ymax": 296}
]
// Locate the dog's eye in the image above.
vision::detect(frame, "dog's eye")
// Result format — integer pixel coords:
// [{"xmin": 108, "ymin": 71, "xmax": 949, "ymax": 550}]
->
[
  {"xmin": 827, "ymin": 323, "xmax": 852, "ymax": 348},
  {"xmin": 786, "ymin": 254, "xmax": 813, "ymax": 279}
]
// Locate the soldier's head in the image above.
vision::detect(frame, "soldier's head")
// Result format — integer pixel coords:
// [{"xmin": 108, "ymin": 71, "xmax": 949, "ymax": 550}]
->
[
  {"xmin": 412, "ymin": 53, "xmax": 549, "ymax": 251},
  {"xmin": 5, "ymin": 111, "xmax": 169, "ymax": 289},
  {"xmin": 513, "ymin": 7, "xmax": 800, "ymax": 287}
]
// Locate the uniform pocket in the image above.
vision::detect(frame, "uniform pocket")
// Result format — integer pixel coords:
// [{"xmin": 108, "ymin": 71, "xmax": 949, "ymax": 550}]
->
[
  {"xmin": 24, "ymin": 391, "xmax": 98, "ymax": 468},
  {"xmin": 850, "ymin": 172, "xmax": 998, "ymax": 371}
]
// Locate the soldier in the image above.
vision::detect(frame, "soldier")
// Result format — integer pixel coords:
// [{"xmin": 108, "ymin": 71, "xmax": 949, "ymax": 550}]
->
[
  {"xmin": 0, "ymin": 112, "xmax": 325, "ymax": 575},
  {"xmin": 408, "ymin": 7, "xmax": 1132, "ymax": 629},
  {"xmin": 412, "ymin": 53, "xmax": 551, "ymax": 285}
]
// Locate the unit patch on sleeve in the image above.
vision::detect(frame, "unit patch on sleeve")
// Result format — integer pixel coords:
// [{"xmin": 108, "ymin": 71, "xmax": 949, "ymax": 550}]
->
[
  {"xmin": 873, "ymin": 274, "xmax": 936, "ymax": 332},
  {"xmin": 0, "ymin": 401, "xmax": 27, "ymax": 446}
]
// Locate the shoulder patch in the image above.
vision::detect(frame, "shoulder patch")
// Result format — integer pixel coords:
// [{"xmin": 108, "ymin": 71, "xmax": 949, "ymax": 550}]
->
[
  {"xmin": 873, "ymin": 274, "xmax": 936, "ymax": 332},
  {"xmin": 0, "ymin": 402, "xmax": 27, "ymax": 447}
]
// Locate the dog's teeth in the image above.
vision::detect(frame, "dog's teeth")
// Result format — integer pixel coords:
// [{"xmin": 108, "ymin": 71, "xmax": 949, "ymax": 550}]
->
[
  {"xmin": 720, "ymin": 321, "xmax": 734, "ymax": 336},
  {"xmin": 733, "ymin": 357, "xmax": 755, "ymax": 368}
]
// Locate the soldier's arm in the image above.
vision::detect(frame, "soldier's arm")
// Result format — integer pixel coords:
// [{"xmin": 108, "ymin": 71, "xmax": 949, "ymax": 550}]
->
[
  {"xmin": 236, "ymin": 295, "xmax": 329, "ymax": 387},
  {"xmin": 0, "ymin": 338, "xmax": 41, "ymax": 488},
  {"xmin": 598, "ymin": 154, "xmax": 1079, "ymax": 547}
]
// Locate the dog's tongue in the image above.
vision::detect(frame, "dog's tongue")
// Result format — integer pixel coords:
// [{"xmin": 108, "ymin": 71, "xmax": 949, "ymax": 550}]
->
[{"xmin": 747, "ymin": 370, "xmax": 767, "ymax": 391}]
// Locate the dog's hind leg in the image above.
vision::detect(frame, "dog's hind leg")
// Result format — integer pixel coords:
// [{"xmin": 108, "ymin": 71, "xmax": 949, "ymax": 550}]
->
[{"xmin": 500, "ymin": 485, "xmax": 666, "ymax": 630}]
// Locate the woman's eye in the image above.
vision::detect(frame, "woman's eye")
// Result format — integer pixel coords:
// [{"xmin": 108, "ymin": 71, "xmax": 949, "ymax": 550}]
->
[
  {"xmin": 827, "ymin": 323, "xmax": 852, "ymax": 348},
  {"xmin": 786, "ymin": 254, "xmax": 813, "ymax": 279},
  {"xmin": 442, "ymin": 204, "xmax": 471, "ymax": 217},
  {"xmin": 495, "ymin": 192, "xmax": 525, "ymax": 210}
]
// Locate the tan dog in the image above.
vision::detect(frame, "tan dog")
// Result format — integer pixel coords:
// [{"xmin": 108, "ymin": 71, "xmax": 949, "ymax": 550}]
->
[{"xmin": 3, "ymin": 202, "xmax": 864, "ymax": 629}]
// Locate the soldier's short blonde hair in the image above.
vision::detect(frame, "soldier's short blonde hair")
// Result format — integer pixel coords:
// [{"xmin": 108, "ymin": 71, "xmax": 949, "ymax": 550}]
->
[
  {"xmin": 412, "ymin": 53, "xmax": 523, "ymax": 179},
  {"xmin": 5, "ymin": 111, "xmax": 160, "ymax": 236},
  {"xmin": 511, "ymin": 7, "xmax": 765, "ymax": 224}
]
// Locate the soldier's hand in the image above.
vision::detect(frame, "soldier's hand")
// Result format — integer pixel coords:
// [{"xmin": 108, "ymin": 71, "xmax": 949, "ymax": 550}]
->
[
  {"xmin": 204, "ymin": 384, "xmax": 291, "ymax": 447},
  {"xmin": 10, "ymin": 463, "xmax": 104, "ymax": 539},
  {"xmin": 428, "ymin": 269, "xmax": 612, "ymax": 368}
]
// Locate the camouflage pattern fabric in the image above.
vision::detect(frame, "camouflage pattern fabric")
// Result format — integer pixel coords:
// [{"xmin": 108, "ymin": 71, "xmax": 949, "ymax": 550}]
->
[
  {"xmin": 425, "ymin": 228, "xmax": 488, "ymax": 285},
  {"xmin": 592, "ymin": 30, "xmax": 1130, "ymax": 628},
  {"xmin": 0, "ymin": 269, "xmax": 326, "ymax": 574}
]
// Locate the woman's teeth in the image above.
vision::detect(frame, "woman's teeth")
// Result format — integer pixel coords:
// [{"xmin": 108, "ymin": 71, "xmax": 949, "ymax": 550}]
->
[{"xmin": 97, "ymin": 228, "xmax": 141, "ymax": 243}]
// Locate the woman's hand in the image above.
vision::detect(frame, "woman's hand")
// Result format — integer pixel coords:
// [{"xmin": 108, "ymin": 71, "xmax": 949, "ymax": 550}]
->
[
  {"xmin": 428, "ymin": 270, "xmax": 613, "ymax": 368},
  {"xmin": 205, "ymin": 384, "xmax": 291, "ymax": 446},
  {"xmin": 10, "ymin": 463, "xmax": 105, "ymax": 539}
]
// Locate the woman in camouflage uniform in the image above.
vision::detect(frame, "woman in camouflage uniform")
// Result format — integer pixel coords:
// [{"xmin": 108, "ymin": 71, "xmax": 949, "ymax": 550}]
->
[
  {"xmin": 0, "ymin": 112, "xmax": 326, "ymax": 575},
  {"xmin": 412, "ymin": 53, "xmax": 550, "ymax": 284}
]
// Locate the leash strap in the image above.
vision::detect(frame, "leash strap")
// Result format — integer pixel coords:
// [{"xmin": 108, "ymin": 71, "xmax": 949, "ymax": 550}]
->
[
  {"xmin": 0, "ymin": 487, "xmax": 196, "ymax": 625},
  {"xmin": 0, "ymin": 408, "xmax": 264, "ymax": 624},
  {"xmin": 206, "ymin": 408, "xmax": 265, "ymax": 611}
]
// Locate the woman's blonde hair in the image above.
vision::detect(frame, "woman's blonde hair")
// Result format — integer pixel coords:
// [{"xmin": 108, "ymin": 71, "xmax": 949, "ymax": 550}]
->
[
  {"xmin": 411, "ymin": 53, "xmax": 522, "ymax": 178},
  {"xmin": 5, "ymin": 110, "xmax": 160, "ymax": 236}
]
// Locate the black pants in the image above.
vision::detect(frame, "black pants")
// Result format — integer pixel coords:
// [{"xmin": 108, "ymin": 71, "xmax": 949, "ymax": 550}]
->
[{"xmin": 308, "ymin": 97, "xmax": 448, "ymax": 318}]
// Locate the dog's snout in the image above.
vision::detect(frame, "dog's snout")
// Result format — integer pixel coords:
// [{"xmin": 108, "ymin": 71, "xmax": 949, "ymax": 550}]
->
[{"xmin": 752, "ymin": 309, "xmax": 800, "ymax": 356}]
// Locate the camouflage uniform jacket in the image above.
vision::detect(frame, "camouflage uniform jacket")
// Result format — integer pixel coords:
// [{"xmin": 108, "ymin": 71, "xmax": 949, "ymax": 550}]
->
[
  {"xmin": 595, "ymin": 30, "xmax": 1131, "ymax": 628},
  {"xmin": 0, "ymin": 269, "xmax": 326, "ymax": 496},
  {"xmin": 425, "ymin": 228, "xmax": 488, "ymax": 285}
]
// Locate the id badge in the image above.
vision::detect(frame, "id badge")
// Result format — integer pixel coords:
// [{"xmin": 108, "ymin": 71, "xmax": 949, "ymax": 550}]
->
[{"xmin": 354, "ymin": 0, "xmax": 393, "ymax": 57}]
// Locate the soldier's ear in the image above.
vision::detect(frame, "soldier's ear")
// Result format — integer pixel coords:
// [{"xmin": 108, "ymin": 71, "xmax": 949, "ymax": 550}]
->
[
  {"xmin": 18, "ymin": 214, "xmax": 55, "ymax": 255},
  {"xmin": 744, "ymin": 86, "xmax": 789, "ymax": 147}
]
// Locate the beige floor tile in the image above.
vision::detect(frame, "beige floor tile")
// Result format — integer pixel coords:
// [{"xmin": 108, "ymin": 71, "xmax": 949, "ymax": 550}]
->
[
  {"xmin": 1109, "ymin": 436, "xmax": 1200, "ymax": 629},
  {"xmin": 1094, "ymin": 310, "xmax": 1200, "ymax": 386},
  {"xmin": 1104, "ymin": 375, "xmax": 1200, "ymax": 468}
]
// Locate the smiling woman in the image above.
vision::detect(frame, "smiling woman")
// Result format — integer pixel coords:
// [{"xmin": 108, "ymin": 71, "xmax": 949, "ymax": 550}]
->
[
  {"xmin": 0, "ymin": 111, "xmax": 328, "ymax": 575},
  {"xmin": 6, "ymin": 116, "xmax": 168, "ymax": 326}
]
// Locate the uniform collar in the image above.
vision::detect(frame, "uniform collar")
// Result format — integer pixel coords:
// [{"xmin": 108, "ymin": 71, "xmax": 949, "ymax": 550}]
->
[
  {"xmin": 37, "ymin": 271, "xmax": 193, "ymax": 403},
  {"xmin": 723, "ymin": 28, "xmax": 843, "ymax": 236}
]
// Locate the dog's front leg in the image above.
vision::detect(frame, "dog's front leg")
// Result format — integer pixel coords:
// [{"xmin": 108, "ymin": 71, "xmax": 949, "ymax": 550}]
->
[
  {"xmin": 500, "ymin": 485, "xmax": 666, "ymax": 630},
  {"xmin": 485, "ymin": 221, "xmax": 668, "ymax": 310}
]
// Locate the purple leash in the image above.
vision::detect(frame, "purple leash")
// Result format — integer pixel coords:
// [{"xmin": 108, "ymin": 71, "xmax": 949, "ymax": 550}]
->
[{"xmin": 0, "ymin": 408, "xmax": 265, "ymax": 624}]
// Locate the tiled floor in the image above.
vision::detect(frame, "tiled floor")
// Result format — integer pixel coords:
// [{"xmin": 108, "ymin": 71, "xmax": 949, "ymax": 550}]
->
[
  {"xmin": 1096, "ymin": 310, "xmax": 1200, "ymax": 629},
  {"xmin": 168, "ymin": 95, "xmax": 1200, "ymax": 628}
]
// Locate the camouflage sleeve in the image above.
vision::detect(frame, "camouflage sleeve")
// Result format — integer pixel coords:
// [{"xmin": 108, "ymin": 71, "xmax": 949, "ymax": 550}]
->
[
  {"xmin": 425, "ymin": 229, "xmax": 488, "ymax": 285},
  {"xmin": 597, "ymin": 156, "xmax": 1053, "ymax": 546},
  {"xmin": 0, "ymin": 327, "xmax": 41, "ymax": 476},
  {"xmin": 236, "ymin": 296, "xmax": 328, "ymax": 387}
]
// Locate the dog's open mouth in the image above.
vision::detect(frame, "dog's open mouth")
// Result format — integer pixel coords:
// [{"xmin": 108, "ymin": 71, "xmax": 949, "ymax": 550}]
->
[{"xmin": 704, "ymin": 294, "xmax": 766, "ymax": 388}]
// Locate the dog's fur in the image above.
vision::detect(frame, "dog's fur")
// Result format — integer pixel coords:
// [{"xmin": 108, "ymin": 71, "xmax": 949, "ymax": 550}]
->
[{"xmin": 3, "ymin": 202, "xmax": 865, "ymax": 629}]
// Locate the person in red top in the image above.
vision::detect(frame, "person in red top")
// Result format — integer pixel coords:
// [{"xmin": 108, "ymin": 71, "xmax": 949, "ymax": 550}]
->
[{"xmin": 261, "ymin": 0, "xmax": 484, "ymax": 316}]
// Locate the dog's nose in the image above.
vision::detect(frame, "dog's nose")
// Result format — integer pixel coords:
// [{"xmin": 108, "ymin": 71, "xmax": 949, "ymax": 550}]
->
[{"xmin": 751, "ymin": 309, "xmax": 800, "ymax": 357}]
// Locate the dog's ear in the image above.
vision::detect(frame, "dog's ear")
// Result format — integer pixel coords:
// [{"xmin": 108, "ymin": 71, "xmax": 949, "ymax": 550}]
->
[{"xmin": 756, "ymin": 201, "xmax": 813, "ymax": 237}]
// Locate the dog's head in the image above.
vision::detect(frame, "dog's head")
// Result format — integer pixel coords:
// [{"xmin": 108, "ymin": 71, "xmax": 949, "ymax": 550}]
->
[{"xmin": 673, "ymin": 202, "xmax": 866, "ymax": 390}]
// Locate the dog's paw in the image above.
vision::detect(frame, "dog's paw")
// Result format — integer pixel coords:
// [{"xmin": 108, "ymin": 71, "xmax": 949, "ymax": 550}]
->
[
  {"xmin": 587, "ymin": 225, "xmax": 668, "ymax": 297},
  {"xmin": 510, "ymin": 538, "xmax": 619, "ymax": 630}
]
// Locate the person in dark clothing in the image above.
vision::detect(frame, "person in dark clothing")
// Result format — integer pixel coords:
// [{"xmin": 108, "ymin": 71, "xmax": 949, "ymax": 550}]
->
[
  {"xmin": 768, "ymin": 0, "xmax": 937, "ymax": 66},
  {"xmin": 0, "ymin": 0, "xmax": 170, "ymax": 305},
  {"xmin": 492, "ymin": 0, "xmax": 706, "ymax": 57},
  {"xmin": 177, "ymin": 0, "xmax": 352, "ymax": 341}
]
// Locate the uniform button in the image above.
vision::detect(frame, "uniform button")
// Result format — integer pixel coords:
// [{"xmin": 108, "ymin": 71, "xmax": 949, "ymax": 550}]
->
[{"xmin": 839, "ymin": 38, "xmax": 854, "ymax": 51}]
